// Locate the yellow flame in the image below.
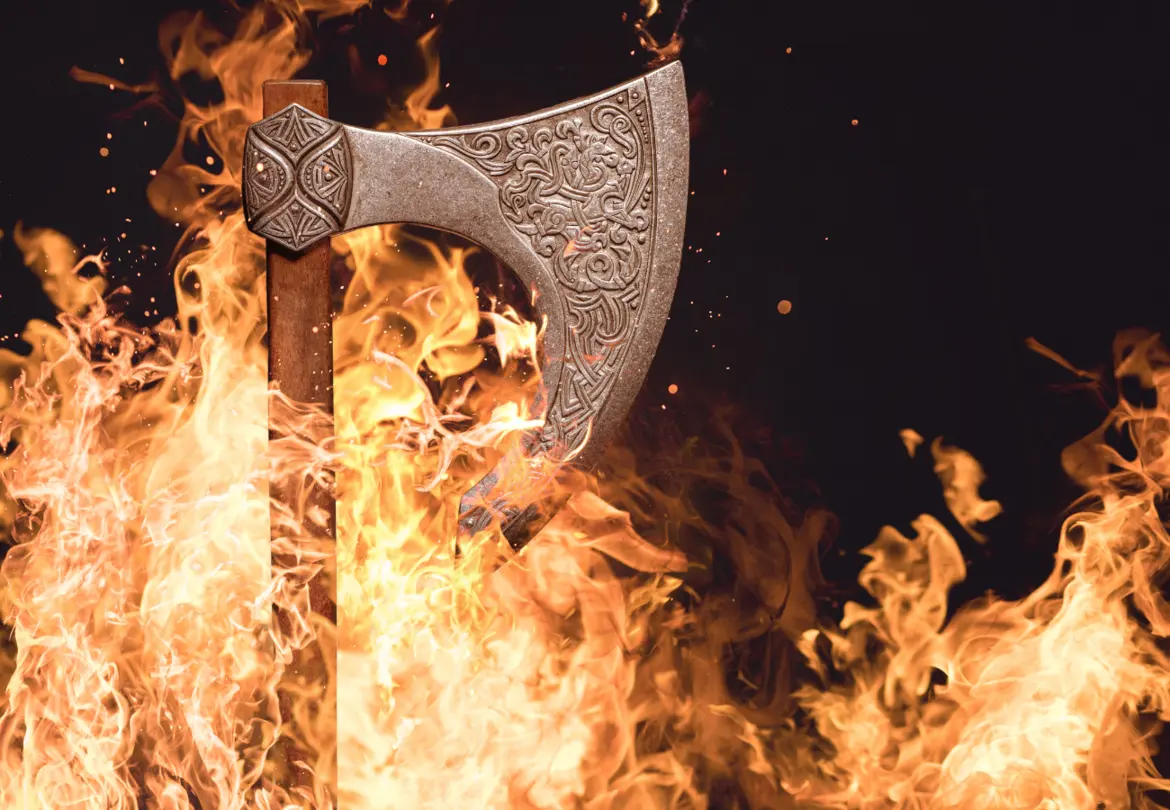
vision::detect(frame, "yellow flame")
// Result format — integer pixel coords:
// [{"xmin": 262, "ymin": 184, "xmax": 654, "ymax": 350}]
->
[
  {"xmin": 0, "ymin": 2, "xmax": 348, "ymax": 806},
  {"xmin": 786, "ymin": 336, "xmax": 1170, "ymax": 808},
  {"xmin": 929, "ymin": 437, "xmax": 1003, "ymax": 543},
  {"xmin": 11, "ymin": 226, "xmax": 107, "ymax": 316},
  {"xmin": 1, "ymin": 2, "xmax": 1167, "ymax": 809}
]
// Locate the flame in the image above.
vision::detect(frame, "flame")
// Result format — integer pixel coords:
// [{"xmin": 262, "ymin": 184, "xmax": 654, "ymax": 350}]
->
[
  {"xmin": 1, "ymin": 1, "xmax": 1168, "ymax": 809},
  {"xmin": 0, "ymin": 2, "xmax": 355, "ymax": 806},
  {"xmin": 632, "ymin": 0, "xmax": 688, "ymax": 66},
  {"xmin": 929, "ymin": 437, "xmax": 1003, "ymax": 544},
  {"xmin": 785, "ymin": 337, "xmax": 1170, "ymax": 808}
]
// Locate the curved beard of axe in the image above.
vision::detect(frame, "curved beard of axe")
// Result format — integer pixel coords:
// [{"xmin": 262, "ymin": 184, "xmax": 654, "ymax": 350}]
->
[
  {"xmin": 455, "ymin": 416, "xmax": 585, "ymax": 550},
  {"xmin": 244, "ymin": 61, "xmax": 691, "ymax": 547},
  {"xmin": 5, "ymin": 4, "xmax": 1170, "ymax": 809}
]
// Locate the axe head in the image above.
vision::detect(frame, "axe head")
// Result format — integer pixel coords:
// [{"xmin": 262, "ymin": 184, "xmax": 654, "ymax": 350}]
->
[{"xmin": 244, "ymin": 62, "xmax": 690, "ymax": 544}]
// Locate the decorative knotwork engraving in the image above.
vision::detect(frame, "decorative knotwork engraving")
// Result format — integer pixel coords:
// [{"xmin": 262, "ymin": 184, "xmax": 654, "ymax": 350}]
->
[
  {"xmin": 426, "ymin": 82, "xmax": 656, "ymax": 455},
  {"xmin": 243, "ymin": 104, "xmax": 353, "ymax": 252}
]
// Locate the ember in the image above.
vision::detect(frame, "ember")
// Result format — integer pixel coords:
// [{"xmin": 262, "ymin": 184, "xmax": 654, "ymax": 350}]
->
[{"xmin": 0, "ymin": 1, "xmax": 1167, "ymax": 809}]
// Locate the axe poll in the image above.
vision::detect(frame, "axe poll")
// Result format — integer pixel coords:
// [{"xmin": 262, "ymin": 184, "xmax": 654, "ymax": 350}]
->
[{"xmin": 247, "ymin": 63, "xmax": 690, "ymax": 547}]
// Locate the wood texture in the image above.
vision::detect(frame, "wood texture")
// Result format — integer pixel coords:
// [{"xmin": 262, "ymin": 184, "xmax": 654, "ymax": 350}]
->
[
  {"xmin": 265, "ymin": 79, "xmax": 335, "ymax": 617},
  {"xmin": 264, "ymin": 79, "xmax": 336, "ymax": 802}
]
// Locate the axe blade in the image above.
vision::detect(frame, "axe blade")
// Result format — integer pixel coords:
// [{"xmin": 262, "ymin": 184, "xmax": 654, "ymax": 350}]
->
[{"xmin": 244, "ymin": 62, "xmax": 690, "ymax": 545}]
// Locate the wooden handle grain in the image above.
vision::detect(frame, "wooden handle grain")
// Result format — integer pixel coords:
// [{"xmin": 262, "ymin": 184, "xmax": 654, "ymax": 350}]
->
[
  {"xmin": 265, "ymin": 79, "xmax": 336, "ymax": 617},
  {"xmin": 264, "ymin": 79, "xmax": 336, "ymax": 802},
  {"xmin": 265, "ymin": 80, "xmax": 334, "ymax": 414}
]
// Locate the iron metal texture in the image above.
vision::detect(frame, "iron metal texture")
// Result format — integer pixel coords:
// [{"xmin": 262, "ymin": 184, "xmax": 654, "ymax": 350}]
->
[{"xmin": 243, "ymin": 62, "xmax": 690, "ymax": 543}]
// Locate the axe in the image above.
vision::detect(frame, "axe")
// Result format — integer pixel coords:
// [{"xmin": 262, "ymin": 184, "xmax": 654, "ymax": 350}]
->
[{"xmin": 245, "ymin": 63, "xmax": 689, "ymax": 552}]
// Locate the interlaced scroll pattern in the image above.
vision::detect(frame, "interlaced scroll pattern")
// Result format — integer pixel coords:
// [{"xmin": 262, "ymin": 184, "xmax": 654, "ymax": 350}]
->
[{"xmin": 425, "ymin": 81, "xmax": 658, "ymax": 456}]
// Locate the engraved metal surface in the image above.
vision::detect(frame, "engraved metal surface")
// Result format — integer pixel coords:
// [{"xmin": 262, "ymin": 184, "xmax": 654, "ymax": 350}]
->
[
  {"xmin": 244, "ymin": 105, "xmax": 354, "ymax": 251},
  {"xmin": 243, "ymin": 62, "xmax": 690, "ymax": 542},
  {"xmin": 424, "ymin": 86, "xmax": 654, "ymax": 460}
]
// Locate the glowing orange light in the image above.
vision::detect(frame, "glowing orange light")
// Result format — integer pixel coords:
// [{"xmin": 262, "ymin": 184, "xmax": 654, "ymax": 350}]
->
[{"xmin": 2, "ymin": 6, "xmax": 1165, "ymax": 810}]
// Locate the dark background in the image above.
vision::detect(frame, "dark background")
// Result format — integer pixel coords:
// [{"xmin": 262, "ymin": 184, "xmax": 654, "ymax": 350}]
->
[{"xmin": 1, "ymin": 0, "xmax": 1168, "ymax": 604}]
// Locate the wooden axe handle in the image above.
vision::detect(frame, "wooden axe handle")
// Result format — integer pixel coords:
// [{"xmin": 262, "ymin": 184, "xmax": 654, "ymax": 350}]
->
[
  {"xmin": 264, "ymin": 80, "xmax": 336, "ymax": 801},
  {"xmin": 265, "ymin": 79, "xmax": 336, "ymax": 617}
]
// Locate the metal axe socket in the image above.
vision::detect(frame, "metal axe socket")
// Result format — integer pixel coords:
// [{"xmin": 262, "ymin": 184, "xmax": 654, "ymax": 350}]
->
[{"xmin": 245, "ymin": 62, "xmax": 690, "ymax": 545}]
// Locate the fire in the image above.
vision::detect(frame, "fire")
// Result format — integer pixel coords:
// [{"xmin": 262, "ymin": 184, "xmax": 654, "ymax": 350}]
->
[
  {"xmin": 1, "ymin": 1, "xmax": 1168, "ymax": 809},
  {"xmin": 785, "ymin": 337, "xmax": 1170, "ymax": 809}
]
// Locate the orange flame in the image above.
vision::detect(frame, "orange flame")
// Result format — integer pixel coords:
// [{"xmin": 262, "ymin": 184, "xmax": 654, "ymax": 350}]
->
[
  {"xmin": 633, "ymin": 0, "xmax": 687, "ymax": 66},
  {"xmin": 786, "ymin": 336, "xmax": 1170, "ymax": 808},
  {"xmin": 1, "ymin": 2, "xmax": 1167, "ymax": 809}
]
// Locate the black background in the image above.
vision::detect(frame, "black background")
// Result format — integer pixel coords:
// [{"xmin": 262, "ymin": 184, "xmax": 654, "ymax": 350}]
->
[{"xmin": 1, "ymin": 0, "xmax": 1168, "ymax": 606}]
